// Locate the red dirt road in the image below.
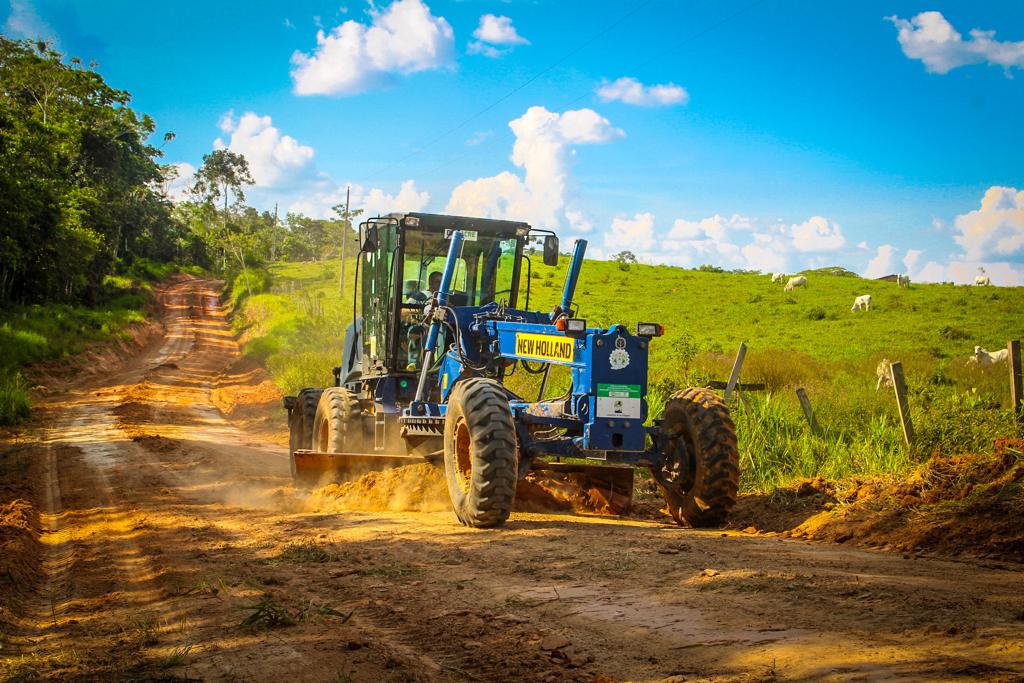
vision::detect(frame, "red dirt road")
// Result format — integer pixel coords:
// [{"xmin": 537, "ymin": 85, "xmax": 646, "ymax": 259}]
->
[{"xmin": 2, "ymin": 278, "xmax": 1023, "ymax": 682}]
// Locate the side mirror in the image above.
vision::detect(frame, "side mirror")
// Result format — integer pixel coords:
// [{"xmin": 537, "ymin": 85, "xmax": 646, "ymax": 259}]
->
[
  {"xmin": 361, "ymin": 225, "xmax": 379, "ymax": 252},
  {"xmin": 543, "ymin": 235, "xmax": 559, "ymax": 266}
]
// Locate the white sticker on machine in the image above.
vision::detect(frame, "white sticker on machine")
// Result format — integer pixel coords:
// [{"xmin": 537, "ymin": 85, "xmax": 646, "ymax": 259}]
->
[{"xmin": 596, "ymin": 397, "xmax": 641, "ymax": 419}]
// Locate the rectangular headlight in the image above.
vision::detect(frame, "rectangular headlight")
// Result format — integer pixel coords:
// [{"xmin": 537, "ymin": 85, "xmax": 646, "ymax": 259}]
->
[
  {"xmin": 405, "ymin": 216, "xmax": 420, "ymax": 227},
  {"xmin": 565, "ymin": 318, "xmax": 587, "ymax": 333},
  {"xmin": 637, "ymin": 322, "xmax": 664, "ymax": 337}
]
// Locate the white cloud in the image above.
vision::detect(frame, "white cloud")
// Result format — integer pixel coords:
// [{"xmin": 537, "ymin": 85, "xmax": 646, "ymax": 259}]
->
[
  {"xmin": 446, "ymin": 106, "xmax": 623, "ymax": 228},
  {"xmin": 4, "ymin": 0, "xmax": 57, "ymax": 42},
  {"xmin": 595, "ymin": 77, "xmax": 689, "ymax": 107},
  {"xmin": 465, "ymin": 130, "xmax": 493, "ymax": 146},
  {"xmin": 605, "ymin": 213, "xmax": 655, "ymax": 253},
  {"xmin": 214, "ymin": 112, "xmax": 316, "ymax": 188},
  {"xmin": 468, "ymin": 14, "xmax": 528, "ymax": 57},
  {"xmin": 888, "ymin": 11, "xmax": 1024, "ymax": 74},
  {"xmin": 790, "ymin": 215, "xmax": 846, "ymax": 252},
  {"xmin": 863, "ymin": 244, "xmax": 897, "ymax": 279},
  {"xmin": 599, "ymin": 211, "xmax": 850, "ymax": 272},
  {"xmin": 290, "ymin": 0, "xmax": 454, "ymax": 96},
  {"xmin": 915, "ymin": 260, "xmax": 1023, "ymax": 286},
  {"xmin": 903, "ymin": 249, "xmax": 922, "ymax": 273},
  {"xmin": 163, "ymin": 162, "xmax": 196, "ymax": 202},
  {"xmin": 952, "ymin": 186, "xmax": 1024, "ymax": 261},
  {"xmin": 288, "ymin": 180, "xmax": 429, "ymax": 220},
  {"xmin": 564, "ymin": 209, "xmax": 594, "ymax": 235}
]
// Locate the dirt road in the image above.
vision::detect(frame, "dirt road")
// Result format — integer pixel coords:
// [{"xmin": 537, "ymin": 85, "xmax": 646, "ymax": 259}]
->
[{"xmin": 2, "ymin": 278, "xmax": 1023, "ymax": 681}]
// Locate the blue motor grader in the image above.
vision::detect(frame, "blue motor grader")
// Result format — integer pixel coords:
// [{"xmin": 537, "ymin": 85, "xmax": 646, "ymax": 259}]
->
[{"xmin": 285, "ymin": 213, "xmax": 739, "ymax": 528}]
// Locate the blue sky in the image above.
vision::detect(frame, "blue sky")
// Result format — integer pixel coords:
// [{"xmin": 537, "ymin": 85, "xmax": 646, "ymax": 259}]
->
[{"xmin": 4, "ymin": 0, "xmax": 1023, "ymax": 283}]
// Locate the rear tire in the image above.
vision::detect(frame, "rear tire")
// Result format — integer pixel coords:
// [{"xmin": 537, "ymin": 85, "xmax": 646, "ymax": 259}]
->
[
  {"xmin": 289, "ymin": 389, "xmax": 322, "ymax": 480},
  {"xmin": 312, "ymin": 387, "xmax": 363, "ymax": 455},
  {"xmin": 651, "ymin": 387, "xmax": 739, "ymax": 527},
  {"xmin": 443, "ymin": 378, "xmax": 518, "ymax": 528}
]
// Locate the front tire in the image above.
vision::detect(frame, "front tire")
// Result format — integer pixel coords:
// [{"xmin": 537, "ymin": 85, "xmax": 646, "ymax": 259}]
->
[
  {"xmin": 443, "ymin": 378, "xmax": 518, "ymax": 528},
  {"xmin": 651, "ymin": 387, "xmax": 739, "ymax": 527},
  {"xmin": 289, "ymin": 389, "xmax": 322, "ymax": 479},
  {"xmin": 312, "ymin": 387, "xmax": 363, "ymax": 455}
]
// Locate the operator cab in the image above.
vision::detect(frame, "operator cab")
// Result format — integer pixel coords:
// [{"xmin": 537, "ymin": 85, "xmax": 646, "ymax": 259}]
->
[{"xmin": 343, "ymin": 212, "xmax": 557, "ymax": 391}]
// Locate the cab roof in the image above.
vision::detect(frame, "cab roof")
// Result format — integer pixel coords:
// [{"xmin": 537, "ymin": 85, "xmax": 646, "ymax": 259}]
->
[{"xmin": 383, "ymin": 212, "xmax": 532, "ymax": 236}]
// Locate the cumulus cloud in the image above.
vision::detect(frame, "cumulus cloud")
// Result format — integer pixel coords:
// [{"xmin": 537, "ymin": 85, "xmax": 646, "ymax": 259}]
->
[
  {"xmin": 290, "ymin": 0, "xmax": 454, "ymax": 96},
  {"xmin": 163, "ymin": 162, "xmax": 196, "ymax": 202},
  {"xmin": 4, "ymin": 0, "xmax": 57, "ymax": 42},
  {"xmin": 952, "ymin": 186, "xmax": 1024, "ymax": 261},
  {"xmin": 888, "ymin": 11, "xmax": 1024, "ymax": 74},
  {"xmin": 903, "ymin": 249, "xmax": 922, "ymax": 273},
  {"xmin": 790, "ymin": 216, "xmax": 846, "ymax": 252},
  {"xmin": 606, "ymin": 213, "xmax": 656, "ymax": 253},
  {"xmin": 863, "ymin": 244, "xmax": 897, "ymax": 279},
  {"xmin": 595, "ymin": 77, "xmax": 689, "ymax": 107},
  {"xmin": 604, "ymin": 212, "xmax": 847, "ymax": 273},
  {"xmin": 214, "ymin": 112, "xmax": 316, "ymax": 188},
  {"xmin": 288, "ymin": 180, "xmax": 429, "ymax": 219},
  {"xmin": 468, "ymin": 14, "xmax": 528, "ymax": 57},
  {"xmin": 446, "ymin": 106, "xmax": 623, "ymax": 228}
]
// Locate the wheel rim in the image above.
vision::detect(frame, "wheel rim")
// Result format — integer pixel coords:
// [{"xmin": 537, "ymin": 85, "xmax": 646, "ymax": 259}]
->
[
  {"xmin": 661, "ymin": 415, "xmax": 697, "ymax": 494},
  {"xmin": 453, "ymin": 418, "xmax": 473, "ymax": 493}
]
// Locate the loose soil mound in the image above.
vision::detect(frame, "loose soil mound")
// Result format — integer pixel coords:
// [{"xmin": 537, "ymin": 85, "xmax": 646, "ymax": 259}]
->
[
  {"xmin": 308, "ymin": 463, "xmax": 451, "ymax": 513},
  {"xmin": 0, "ymin": 447, "xmax": 43, "ymax": 636},
  {"xmin": 730, "ymin": 438, "xmax": 1024, "ymax": 562},
  {"xmin": 211, "ymin": 356, "xmax": 286, "ymax": 446}
]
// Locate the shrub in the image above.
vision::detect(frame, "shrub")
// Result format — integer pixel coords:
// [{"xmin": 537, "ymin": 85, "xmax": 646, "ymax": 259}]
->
[{"xmin": 0, "ymin": 371, "xmax": 30, "ymax": 425}]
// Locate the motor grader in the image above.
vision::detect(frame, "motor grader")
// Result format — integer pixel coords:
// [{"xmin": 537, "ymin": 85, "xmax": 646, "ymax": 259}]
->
[{"xmin": 284, "ymin": 212, "xmax": 739, "ymax": 528}]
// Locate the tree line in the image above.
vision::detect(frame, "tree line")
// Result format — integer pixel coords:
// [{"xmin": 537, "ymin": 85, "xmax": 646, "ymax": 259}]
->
[{"xmin": 0, "ymin": 37, "xmax": 358, "ymax": 307}]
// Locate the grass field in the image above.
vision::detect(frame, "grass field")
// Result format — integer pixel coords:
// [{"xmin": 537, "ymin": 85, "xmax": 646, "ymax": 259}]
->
[{"xmin": 233, "ymin": 255, "xmax": 1023, "ymax": 491}]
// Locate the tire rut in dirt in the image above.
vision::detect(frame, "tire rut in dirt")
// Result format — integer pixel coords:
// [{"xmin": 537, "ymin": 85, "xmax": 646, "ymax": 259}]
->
[
  {"xmin": 443, "ymin": 378, "xmax": 518, "ymax": 528},
  {"xmin": 653, "ymin": 387, "xmax": 739, "ymax": 527}
]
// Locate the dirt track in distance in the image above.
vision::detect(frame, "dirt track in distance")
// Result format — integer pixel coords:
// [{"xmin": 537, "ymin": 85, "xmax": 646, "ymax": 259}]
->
[{"xmin": 2, "ymin": 277, "xmax": 1023, "ymax": 682}]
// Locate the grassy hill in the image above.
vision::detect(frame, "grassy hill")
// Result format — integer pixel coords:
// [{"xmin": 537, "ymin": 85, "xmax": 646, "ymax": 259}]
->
[{"xmin": 233, "ymin": 257, "xmax": 1024, "ymax": 491}]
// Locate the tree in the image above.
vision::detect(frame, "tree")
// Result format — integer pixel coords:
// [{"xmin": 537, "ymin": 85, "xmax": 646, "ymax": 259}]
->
[
  {"xmin": 190, "ymin": 149, "xmax": 253, "ymax": 212},
  {"xmin": 612, "ymin": 250, "xmax": 638, "ymax": 271}
]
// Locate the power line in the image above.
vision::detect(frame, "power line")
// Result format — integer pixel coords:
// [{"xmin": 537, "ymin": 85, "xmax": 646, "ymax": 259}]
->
[
  {"xmin": 400, "ymin": 0, "xmax": 768, "ymax": 182},
  {"xmin": 374, "ymin": 0, "xmax": 656, "ymax": 177}
]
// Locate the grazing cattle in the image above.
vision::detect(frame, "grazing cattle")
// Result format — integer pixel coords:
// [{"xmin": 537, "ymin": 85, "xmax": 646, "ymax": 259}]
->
[
  {"xmin": 876, "ymin": 358, "xmax": 894, "ymax": 391},
  {"xmin": 784, "ymin": 275, "xmax": 807, "ymax": 292},
  {"xmin": 771, "ymin": 272, "xmax": 786, "ymax": 284},
  {"xmin": 897, "ymin": 274, "xmax": 910, "ymax": 288},
  {"xmin": 974, "ymin": 275, "xmax": 991, "ymax": 286},
  {"xmin": 969, "ymin": 346, "xmax": 1008, "ymax": 364},
  {"xmin": 851, "ymin": 294, "xmax": 872, "ymax": 311}
]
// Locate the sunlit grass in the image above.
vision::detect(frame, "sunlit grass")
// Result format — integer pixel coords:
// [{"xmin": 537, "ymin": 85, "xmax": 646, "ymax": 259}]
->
[{"xmin": 237, "ymin": 257, "xmax": 1023, "ymax": 492}]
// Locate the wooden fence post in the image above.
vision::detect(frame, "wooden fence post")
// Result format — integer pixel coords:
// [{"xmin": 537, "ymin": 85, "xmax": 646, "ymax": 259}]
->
[
  {"xmin": 724, "ymin": 342, "xmax": 747, "ymax": 401},
  {"xmin": 795, "ymin": 388, "xmax": 822, "ymax": 436},
  {"xmin": 1010, "ymin": 339, "xmax": 1022, "ymax": 423},
  {"xmin": 890, "ymin": 361, "xmax": 914, "ymax": 447}
]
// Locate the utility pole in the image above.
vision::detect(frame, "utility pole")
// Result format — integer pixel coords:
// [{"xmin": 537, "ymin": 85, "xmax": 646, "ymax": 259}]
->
[
  {"xmin": 271, "ymin": 202, "xmax": 279, "ymax": 262},
  {"xmin": 339, "ymin": 185, "xmax": 350, "ymax": 297}
]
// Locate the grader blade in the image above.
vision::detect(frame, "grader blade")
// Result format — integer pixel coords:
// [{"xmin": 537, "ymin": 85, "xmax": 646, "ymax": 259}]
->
[
  {"xmin": 292, "ymin": 449, "xmax": 426, "ymax": 488},
  {"xmin": 527, "ymin": 461, "xmax": 635, "ymax": 515}
]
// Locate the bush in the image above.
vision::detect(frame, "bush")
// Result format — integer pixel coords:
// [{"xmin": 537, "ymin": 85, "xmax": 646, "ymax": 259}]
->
[
  {"xmin": 0, "ymin": 371, "xmax": 30, "ymax": 425},
  {"xmin": 230, "ymin": 268, "xmax": 272, "ymax": 308}
]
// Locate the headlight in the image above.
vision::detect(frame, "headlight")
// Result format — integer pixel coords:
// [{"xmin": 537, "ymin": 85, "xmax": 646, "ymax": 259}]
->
[
  {"xmin": 637, "ymin": 322, "xmax": 664, "ymax": 337},
  {"xmin": 565, "ymin": 318, "xmax": 587, "ymax": 333}
]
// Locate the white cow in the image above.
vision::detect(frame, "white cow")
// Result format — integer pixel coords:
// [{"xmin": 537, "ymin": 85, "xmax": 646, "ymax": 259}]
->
[
  {"xmin": 851, "ymin": 294, "xmax": 872, "ymax": 311},
  {"xmin": 897, "ymin": 274, "xmax": 910, "ymax": 288},
  {"xmin": 876, "ymin": 358, "xmax": 894, "ymax": 391},
  {"xmin": 974, "ymin": 275, "xmax": 991, "ymax": 286},
  {"xmin": 784, "ymin": 275, "xmax": 807, "ymax": 292},
  {"xmin": 969, "ymin": 346, "xmax": 1008, "ymax": 364},
  {"xmin": 771, "ymin": 272, "xmax": 786, "ymax": 284}
]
